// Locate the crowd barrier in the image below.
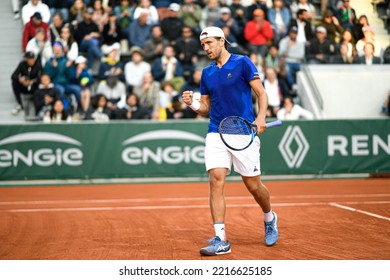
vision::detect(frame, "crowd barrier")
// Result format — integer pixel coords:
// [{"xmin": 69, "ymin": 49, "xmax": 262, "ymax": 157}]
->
[{"xmin": 0, "ymin": 119, "xmax": 389, "ymax": 181}]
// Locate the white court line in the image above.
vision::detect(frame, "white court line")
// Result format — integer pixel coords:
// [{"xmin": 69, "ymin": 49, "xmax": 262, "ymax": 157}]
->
[
  {"xmin": 4, "ymin": 201, "xmax": 390, "ymax": 214},
  {"xmin": 1, "ymin": 194, "xmax": 389, "ymax": 206},
  {"xmin": 329, "ymin": 202, "xmax": 390, "ymax": 221}
]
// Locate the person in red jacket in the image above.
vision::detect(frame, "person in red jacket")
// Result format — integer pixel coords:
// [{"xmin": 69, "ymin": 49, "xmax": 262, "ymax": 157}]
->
[
  {"xmin": 244, "ymin": 8, "xmax": 273, "ymax": 57},
  {"xmin": 22, "ymin": 12, "xmax": 50, "ymax": 51}
]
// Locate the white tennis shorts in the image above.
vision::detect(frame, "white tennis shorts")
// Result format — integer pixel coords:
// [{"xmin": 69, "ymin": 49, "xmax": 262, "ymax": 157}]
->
[{"xmin": 204, "ymin": 133, "xmax": 261, "ymax": 177}]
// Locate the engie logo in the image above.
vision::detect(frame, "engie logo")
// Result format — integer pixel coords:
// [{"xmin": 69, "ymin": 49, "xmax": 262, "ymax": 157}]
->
[
  {"xmin": 0, "ymin": 132, "xmax": 83, "ymax": 167},
  {"xmin": 121, "ymin": 130, "xmax": 204, "ymax": 165}
]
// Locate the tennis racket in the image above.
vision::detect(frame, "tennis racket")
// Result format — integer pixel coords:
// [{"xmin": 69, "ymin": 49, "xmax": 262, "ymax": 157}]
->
[{"xmin": 219, "ymin": 116, "xmax": 282, "ymax": 151}]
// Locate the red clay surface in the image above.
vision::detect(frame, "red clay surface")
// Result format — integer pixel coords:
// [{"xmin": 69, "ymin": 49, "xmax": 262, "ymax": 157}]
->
[{"xmin": 0, "ymin": 178, "xmax": 389, "ymax": 260}]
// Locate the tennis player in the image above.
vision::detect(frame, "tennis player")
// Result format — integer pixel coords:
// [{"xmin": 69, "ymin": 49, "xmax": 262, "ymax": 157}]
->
[{"xmin": 182, "ymin": 26, "xmax": 278, "ymax": 256}]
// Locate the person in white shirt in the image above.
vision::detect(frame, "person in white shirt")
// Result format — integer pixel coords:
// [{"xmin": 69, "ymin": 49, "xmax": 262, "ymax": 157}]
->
[
  {"xmin": 22, "ymin": 0, "xmax": 51, "ymax": 25},
  {"xmin": 124, "ymin": 46, "xmax": 151, "ymax": 91},
  {"xmin": 277, "ymin": 96, "xmax": 314, "ymax": 120}
]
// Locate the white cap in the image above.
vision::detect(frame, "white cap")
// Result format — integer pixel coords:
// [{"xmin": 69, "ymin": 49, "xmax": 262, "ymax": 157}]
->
[
  {"xmin": 75, "ymin": 55, "xmax": 87, "ymax": 64},
  {"xmin": 168, "ymin": 3, "xmax": 180, "ymax": 12},
  {"xmin": 220, "ymin": 7, "xmax": 231, "ymax": 14},
  {"xmin": 199, "ymin": 26, "xmax": 231, "ymax": 45}
]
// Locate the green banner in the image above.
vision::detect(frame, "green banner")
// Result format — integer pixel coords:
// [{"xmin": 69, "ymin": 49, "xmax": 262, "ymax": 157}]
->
[{"xmin": 0, "ymin": 119, "xmax": 389, "ymax": 181}]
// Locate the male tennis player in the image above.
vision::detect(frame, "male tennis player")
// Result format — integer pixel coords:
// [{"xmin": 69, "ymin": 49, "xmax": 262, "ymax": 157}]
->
[{"xmin": 182, "ymin": 26, "xmax": 278, "ymax": 256}]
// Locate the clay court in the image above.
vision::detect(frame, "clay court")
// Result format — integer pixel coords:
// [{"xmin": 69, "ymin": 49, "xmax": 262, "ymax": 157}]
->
[{"xmin": 0, "ymin": 178, "xmax": 389, "ymax": 260}]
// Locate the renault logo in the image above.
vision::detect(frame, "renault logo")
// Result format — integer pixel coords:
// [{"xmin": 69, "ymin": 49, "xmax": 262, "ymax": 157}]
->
[{"xmin": 278, "ymin": 126, "xmax": 309, "ymax": 168}]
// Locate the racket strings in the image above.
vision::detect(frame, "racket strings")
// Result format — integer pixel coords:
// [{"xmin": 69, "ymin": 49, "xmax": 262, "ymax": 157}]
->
[{"xmin": 219, "ymin": 118, "xmax": 254, "ymax": 150}]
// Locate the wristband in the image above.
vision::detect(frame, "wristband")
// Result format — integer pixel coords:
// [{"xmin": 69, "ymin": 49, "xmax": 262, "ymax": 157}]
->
[{"xmin": 189, "ymin": 99, "xmax": 201, "ymax": 111}]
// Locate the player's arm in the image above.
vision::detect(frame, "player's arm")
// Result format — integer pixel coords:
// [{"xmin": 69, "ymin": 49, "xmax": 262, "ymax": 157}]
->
[
  {"xmin": 182, "ymin": 90, "xmax": 211, "ymax": 116},
  {"xmin": 250, "ymin": 78, "xmax": 268, "ymax": 134}
]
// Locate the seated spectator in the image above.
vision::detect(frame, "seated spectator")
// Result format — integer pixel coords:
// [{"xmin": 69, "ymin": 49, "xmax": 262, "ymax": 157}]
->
[
  {"xmin": 267, "ymin": 0, "xmax": 291, "ymax": 44},
  {"xmin": 88, "ymin": 94, "xmax": 110, "ymax": 122},
  {"xmin": 178, "ymin": 0, "xmax": 202, "ymax": 36},
  {"xmin": 133, "ymin": 72, "xmax": 160, "ymax": 119},
  {"xmin": 26, "ymin": 27, "xmax": 53, "ymax": 66},
  {"xmin": 152, "ymin": 45, "xmax": 184, "ymax": 92},
  {"xmin": 98, "ymin": 43, "xmax": 124, "ymax": 81},
  {"xmin": 129, "ymin": 11, "xmax": 152, "ymax": 48},
  {"xmin": 21, "ymin": 0, "xmax": 51, "ymax": 25},
  {"xmin": 160, "ymin": 3, "xmax": 184, "ymax": 45},
  {"xmin": 246, "ymin": 0, "xmax": 268, "ymax": 22},
  {"xmin": 319, "ymin": 9, "xmax": 344, "ymax": 44},
  {"xmin": 278, "ymin": 26, "xmax": 305, "ymax": 89},
  {"xmin": 244, "ymin": 9, "xmax": 274, "ymax": 57},
  {"xmin": 11, "ymin": 51, "xmax": 42, "ymax": 115},
  {"xmin": 22, "ymin": 12, "xmax": 50, "ymax": 52},
  {"xmin": 213, "ymin": 7, "xmax": 241, "ymax": 44},
  {"xmin": 200, "ymin": 0, "xmax": 220, "ymax": 30},
  {"xmin": 166, "ymin": 95, "xmax": 198, "ymax": 119},
  {"xmin": 290, "ymin": 0, "xmax": 316, "ymax": 21},
  {"xmin": 33, "ymin": 73, "xmax": 61, "ymax": 120},
  {"xmin": 352, "ymin": 14, "xmax": 370, "ymax": 42},
  {"xmin": 288, "ymin": 8, "xmax": 314, "ymax": 44},
  {"xmin": 331, "ymin": 43, "xmax": 354, "ymax": 64},
  {"xmin": 277, "ymin": 96, "xmax": 314, "ymax": 120},
  {"xmin": 230, "ymin": 0, "xmax": 248, "ymax": 48},
  {"xmin": 69, "ymin": 0, "xmax": 87, "ymax": 27},
  {"xmin": 49, "ymin": 12, "xmax": 65, "ymax": 45},
  {"xmin": 143, "ymin": 24, "xmax": 170, "ymax": 64},
  {"xmin": 96, "ymin": 74, "xmax": 127, "ymax": 117},
  {"xmin": 306, "ymin": 26, "xmax": 336, "ymax": 64},
  {"xmin": 264, "ymin": 44, "xmax": 287, "ymax": 83},
  {"xmin": 43, "ymin": 98, "xmax": 72, "ymax": 123},
  {"xmin": 91, "ymin": 0, "xmax": 109, "ymax": 33},
  {"xmin": 115, "ymin": 92, "xmax": 151, "ymax": 120},
  {"xmin": 353, "ymin": 42, "xmax": 382, "ymax": 65},
  {"xmin": 158, "ymin": 81, "xmax": 177, "ymax": 120},
  {"xmin": 174, "ymin": 26, "xmax": 201, "ymax": 80},
  {"xmin": 101, "ymin": 12, "xmax": 123, "ymax": 48},
  {"xmin": 337, "ymin": 0, "xmax": 356, "ymax": 30},
  {"xmin": 59, "ymin": 24, "xmax": 79, "ymax": 67},
  {"xmin": 355, "ymin": 26, "xmax": 382, "ymax": 58},
  {"xmin": 337, "ymin": 29, "xmax": 356, "ymax": 60},
  {"xmin": 263, "ymin": 67, "xmax": 290, "ymax": 117},
  {"xmin": 124, "ymin": 46, "xmax": 151, "ymax": 92},
  {"xmin": 133, "ymin": 0, "xmax": 159, "ymax": 25},
  {"xmin": 74, "ymin": 7, "xmax": 102, "ymax": 69}
]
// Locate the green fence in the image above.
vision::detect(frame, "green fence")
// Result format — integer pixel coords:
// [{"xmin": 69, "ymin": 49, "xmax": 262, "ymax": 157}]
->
[{"xmin": 0, "ymin": 119, "xmax": 389, "ymax": 181}]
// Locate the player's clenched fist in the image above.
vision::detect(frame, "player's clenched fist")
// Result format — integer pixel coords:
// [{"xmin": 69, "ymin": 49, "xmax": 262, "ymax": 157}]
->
[{"xmin": 182, "ymin": 90, "xmax": 193, "ymax": 106}]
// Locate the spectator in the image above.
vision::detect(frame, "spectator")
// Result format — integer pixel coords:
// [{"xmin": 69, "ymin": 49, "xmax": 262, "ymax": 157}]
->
[
  {"xmin": 337, "ymin": 0, "xmax": 356, "ymax": 30},
  {"xmin": 91, "ymin": 0, "xmax": 109, "ymax": 33},
  {"xmin": 337, "ymin": 29, "xmax": 356, "ymax": 60},
  {"xmin": 21, "ymin": 0, "xmax": 51, "ymax": 25},
  {"xmin": 290, "ymin": 0, "xmax": 316, "ymax": 21},
  {"xmin": 230, "ymin": 0, "xmax": 248, "ymax": 48},
  {"xmin": 352, "ymin": 14, "xmax": 370, "ymax": 42},
  {"xmin": 22, "ymin": 12, "xmax": 50, "ymax": 51},
  {"xmin": 249, "ymin": 52, "xmax": 266, "ymax": 81},
  {"xmin": 331, "ymin": 43, "xmax": 354, "ymax": 64},
  {"xmin": 174, "ymin": 26, "xmax": 201, "ymax": 79},
  {"xmin": 319, "ymin": 9, "xmax": 344, "ymax": 44},
  {"xmin": 69, "ymin": 0, "xmax": 87, "ymax": 27},
  {"xmin": 96, "ymin": 74, "xmax": 127, "ymax": 117},
  {"xmin": 200, "ymin": 0, "xmax": 221, "ymax": 30},
  {"xmin": 43, "ymin": 98, "xmax": 72, "ymax": 122},
  {"xmin": 115, "ymin": 92, "xmax": 151, "ymax": 119},
  {"xmin": 124, "ymin": 46, "xmax": 151, "ymax": 92},
  {"xmin": 59, "ymin": 24, "xmax": 79, "ymax": 67},
  {"xmin": 158, "ymin": 81, "xmax": 177, "ymax": 120},
  {"xmin": 306, "ymin": 26, "xmax": 336, "ymax": 64},
  {"xmin": 166, "ymin": 94, "xmax": 198, "ymax": 119},
  {"xmin": 277, "ymin": 96, "xmax": 314, "ymax": 120},
  {"xmin": 178, "ymin": 0, "xmax": 202, "ymax": 36},
  {"xmin": 143, "ymin": 24, "xmax": 170, "ymax": 64},
  {"xmin": 278, "ymin": 26, "xmax": 305, "ymax": 89},
  {"xmin": 128, "ymin": 11, "xmax": 152, "ymax": 48},
  {"xmin": 114, "ymin": 0, "xmax": 134, "ymax": 50},
  {"xmin": 353, "ymin": 42, "xmax": 382, "ymax": 65},
  {"xmin": 89, "ymin": 94, "xmax": 111, "ymax": 122},
  {"xmin": 213, "ymin": 7, "xmax": 242, "ymax": 44},
  {"xmin": 133, "ymin": 72, "xmax": 160, "ymax": 119},
  {"xmin": 160, "ymin": 3, "xmax": 184, "ymax": 45},
  {"xmin": 355, "ymin": 26, "xmax": 382, "ymax": 58},
  {"xmin": 11, "ymin": 51, "xmax": 42, "ymax": 115},
  {"xmin": 26, "ymin": 27, "xmax": 53, "ymax": 66},
  {"xmin": 101, "ymin": 12, "xmax": 123, "ymax": 48},
  {"xmin": 74, "ymin": 7, "xmax": 102, "ymax": 69},
  {"xmin": 47, "ymin": 0, "xmax": 71, "ymax": 23},
  {"xmin": 267, "ymin": 0, "xmax": 291, "ymax": 44},
  {"xmin": 133, "ymin": 0, "xmax": 159, "ymax": 25},
  {"xmin": 49, "ymin": 12, "xmax": 65, "ymax": 45},
  {"xmin": 246, "ymin": 0, "xmax": 268, "ymax": 22},
  {"xmin": 152, "ymin": 45, "xmax": 185, "ymax": 92},
  {"xmin": 33, "ymin": 73, "xmax": 61, "ymax": 120},
  {"xmin": 263, "ymin": 67, "xmax": 290, "ymax": 117},
  {"xmin": 98, "ymin": 43, "xmax": 124, "ymax": 81},
  {"xmin": 244, "ymin": 8, "xmax": 273, "ymax": 57},
  {"xmin": 264, "ymin": 44, "xmax": 286, "ymax": 82},
  {"xmin": 288, "ymin": 8, "xmax": 314, "ymax": 44}
]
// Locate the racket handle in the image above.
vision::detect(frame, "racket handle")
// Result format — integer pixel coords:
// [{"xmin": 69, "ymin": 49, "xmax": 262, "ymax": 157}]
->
[{"xmin": 266, "ymin": 120, "xmax": 282, "ymax": 128}]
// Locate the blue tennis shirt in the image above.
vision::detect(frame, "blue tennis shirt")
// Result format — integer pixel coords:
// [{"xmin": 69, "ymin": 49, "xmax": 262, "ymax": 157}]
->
[{"xmin": 200, "ymin": 54, "xmax": 260, "ymax": 133}]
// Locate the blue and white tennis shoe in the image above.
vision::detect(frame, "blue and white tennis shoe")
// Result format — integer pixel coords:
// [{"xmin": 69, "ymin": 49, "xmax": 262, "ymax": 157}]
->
[
  {"xmin": 264, "ymin": 211, "xmax": 279, "ymax": 246},
  {"xmin": 200, "ymin": 236, "xmax": 231, "ymax": 256}
]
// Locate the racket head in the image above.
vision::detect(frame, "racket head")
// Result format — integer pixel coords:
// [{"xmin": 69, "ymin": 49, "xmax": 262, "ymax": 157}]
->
[{"xmin": 218, "ymin": 116, "xmax": 257, "ymax": 151}]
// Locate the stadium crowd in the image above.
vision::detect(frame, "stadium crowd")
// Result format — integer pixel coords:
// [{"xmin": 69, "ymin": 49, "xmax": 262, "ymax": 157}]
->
[{"xmin": 10, "ymin": 0, "xmax": 390, "ymax": 122}]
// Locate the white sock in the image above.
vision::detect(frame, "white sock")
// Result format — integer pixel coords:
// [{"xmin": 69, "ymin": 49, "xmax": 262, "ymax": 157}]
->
[
  {"xmin": 214, "ymin": 222, "xmax": 226, "ymax": 242},
  {"xmin": 264, "ymin": 210, "xmax": 274, "ymax": 223}
]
